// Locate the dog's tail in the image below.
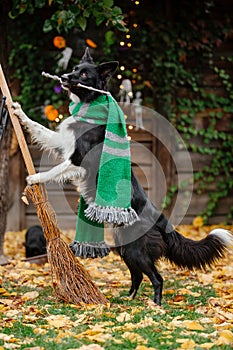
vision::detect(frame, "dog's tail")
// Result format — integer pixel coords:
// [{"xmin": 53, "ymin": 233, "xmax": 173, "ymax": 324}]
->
[{"xmin": 162, "ymin": 228, "xmax": 233, "ymax": 270}]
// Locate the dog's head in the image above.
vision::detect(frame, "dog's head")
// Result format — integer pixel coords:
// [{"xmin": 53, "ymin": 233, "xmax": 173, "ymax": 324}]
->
[{"xmin": 61, "ymin": 48, "xmax": 118, "ymax": 102}]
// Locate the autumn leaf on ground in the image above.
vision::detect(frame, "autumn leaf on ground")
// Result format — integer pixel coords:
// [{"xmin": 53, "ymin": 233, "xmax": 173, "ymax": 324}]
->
[
  {"xmin": 176, "ymin": 338, "xmax": 196, "ymax": 349},
  {"xmin": 116, "ymin": 311, "xmax": 131, "ymax": 322},
  {"xmin": 45, "ymin": 314, "xmax": 74, "ymax": 328},
  {"xmin": 182, "ymin": 320, "xmax": 205, "ymax": 331},
  {"xmin": 215, "ymin": 330, "xmax": 233, "ymax": 346},
  {"xmin": 22, "ymin": 291, "xmax": 39, "ymax": 301},
  {"xmin": 68, "ymin": 345, "xmax": 104, "ymax": 350},
  {"xmin": 1, "ymin": 225, "xmax": 232, "ymax": 349}
]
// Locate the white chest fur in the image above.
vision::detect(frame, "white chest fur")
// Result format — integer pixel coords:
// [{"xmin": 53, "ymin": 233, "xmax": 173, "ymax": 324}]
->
[{"xmin": 57, "ymin": 117, "xmax": 76, "ymax": 160}]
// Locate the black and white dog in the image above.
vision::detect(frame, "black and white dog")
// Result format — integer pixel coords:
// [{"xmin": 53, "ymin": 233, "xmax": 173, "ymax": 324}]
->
[{"xmin": 13, "ymin": 48, "xmax": 232, "ymax": 305}]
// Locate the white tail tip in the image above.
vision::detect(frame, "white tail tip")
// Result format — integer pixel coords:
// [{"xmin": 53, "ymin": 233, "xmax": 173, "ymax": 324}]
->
[{"xmin": 209, "ymin": 229, "xmax": 233, "ymax": 247}]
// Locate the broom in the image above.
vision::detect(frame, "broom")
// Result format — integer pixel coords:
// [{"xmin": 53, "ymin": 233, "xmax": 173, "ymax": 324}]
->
[{"xmin": 0, "ymin": 64, "xmax": 107, "ymax": 305}]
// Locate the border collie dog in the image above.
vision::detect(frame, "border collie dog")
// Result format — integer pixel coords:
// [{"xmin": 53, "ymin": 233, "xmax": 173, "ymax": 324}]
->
[{"xmin": 13, "ymin": 48, "xmax": 232, "ymax": 305}]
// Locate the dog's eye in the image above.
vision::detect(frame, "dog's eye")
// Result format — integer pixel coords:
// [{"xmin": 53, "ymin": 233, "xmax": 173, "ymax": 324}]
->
[{"xmin": 81, "ymin": 71, "xmax": 88, "ymax": 78}]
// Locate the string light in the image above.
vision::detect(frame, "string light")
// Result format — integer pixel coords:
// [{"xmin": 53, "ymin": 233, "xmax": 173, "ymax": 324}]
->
[
  {"xmin": 133, "ymin": 23, "xmax": 138, "ymax": 28},
  {"xmin": 132, "ymin": 68, "xmax": 137, "ymax": 73},
  {"xmin": 117, "ymin": 74, "xmax": 122, "ymax": 79},
  {"xmin": 128, "ymin": 125, "xmax": 134, "ymax": 130},
  {"xmin": 135, "ymin": 1, "xmax": 140, "ymax": 5},
  {"xmin": 120, "ymin": 66, "xmax": 125, "ymax": 71},
  {"xmin": 126, "ymin": 34, "xmax": 131, "ymax": 39},
  {"xmin": 127, "ymin": 43, "xmax": 132, "ymax": 47},
  {"xmin": 120, "ymin": 41, "xmax": 125, "ymax": 46}
]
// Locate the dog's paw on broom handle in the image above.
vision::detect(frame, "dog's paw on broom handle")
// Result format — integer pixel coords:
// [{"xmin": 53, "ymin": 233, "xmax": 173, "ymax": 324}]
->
[{"xmin": 0, "ymin": 64, "xmax": 107, "ymax": 305}]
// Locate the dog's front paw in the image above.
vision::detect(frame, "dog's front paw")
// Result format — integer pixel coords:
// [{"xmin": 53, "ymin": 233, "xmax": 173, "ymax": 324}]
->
[
  {"xmin": 26, "ymin": 173, "xmax": 41, "ymax": 185},
  {"xmin": 12, "ymin": 102, "xmax": 28, "ymax": 125},
  {"xmin": 12, "ymin": 102, "xmax": 23, "ymax": 116}
]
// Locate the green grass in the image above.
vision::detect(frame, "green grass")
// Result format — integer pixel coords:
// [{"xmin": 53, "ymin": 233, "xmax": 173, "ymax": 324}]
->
[{"xmin": 0, "ymin": 276, "xmax": 231, "ymax": 350}]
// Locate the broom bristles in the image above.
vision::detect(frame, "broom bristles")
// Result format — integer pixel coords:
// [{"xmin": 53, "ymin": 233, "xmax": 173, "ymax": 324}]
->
[{"xmin": 24, "ymin": 184, "xmax": 108, "ymax": 305}]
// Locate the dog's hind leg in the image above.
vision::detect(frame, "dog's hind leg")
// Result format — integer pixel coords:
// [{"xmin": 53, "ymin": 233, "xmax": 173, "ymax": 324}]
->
[
  {"xmin": 121, "ymin": 255, "xmax": 143, "ymax": 299},
  {"xmin": 26, "ymin": 159, "xmax": 86, "ymax": 185},
  {"xmin": 143, "ymin": 265, "xmax": 163, "ymax": 305},
  {"xmin": 128, "ymin": 267, "xmax": 143, "ymax": 299}
]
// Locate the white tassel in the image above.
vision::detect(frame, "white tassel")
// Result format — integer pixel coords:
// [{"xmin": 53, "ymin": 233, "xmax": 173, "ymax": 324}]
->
[{"xmin": 84, "ymin": 203, "xmax": 139, "ymax": 225}]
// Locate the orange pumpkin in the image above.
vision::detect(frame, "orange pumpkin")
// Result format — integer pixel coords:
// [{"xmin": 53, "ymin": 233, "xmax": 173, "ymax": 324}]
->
[
  {"xmin": 44, "ymin": 105, "xmax": 59, "ymax": 121},
  {"xmin": 53, "ymin": 36, "xmax": 66, "ymax": 49},
  {"xmin": 47, "ymin": 109, "xmax": 59, "ymax": 121},
  {"xmin": 44, "ymin": 105, "xmax": 54, "ymax": 114},
  {"xmin": 85, "ymin": 38, "xmax": 97, "ymax": 49}
]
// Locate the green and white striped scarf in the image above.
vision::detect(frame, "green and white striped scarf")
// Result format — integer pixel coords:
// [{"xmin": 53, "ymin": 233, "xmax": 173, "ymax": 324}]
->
[{"xmin": 69, "ymin": 95, "xmax": 138, "ymax": 258}]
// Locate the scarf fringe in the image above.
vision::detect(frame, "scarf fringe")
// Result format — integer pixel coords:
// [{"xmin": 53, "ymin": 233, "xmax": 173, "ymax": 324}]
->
[
  {"xmin": 84, "ymin": 203, "xmax": 139, "ymax": 225},
  {"xmin": 70, "ymin": 240, "xmax": 110, "ymax": 259}
]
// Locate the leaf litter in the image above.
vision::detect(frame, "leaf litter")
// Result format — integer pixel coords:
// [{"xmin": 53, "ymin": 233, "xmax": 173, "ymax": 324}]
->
[{"xmin": 0, "ymin": 224, "xmax": 232, "ymax": 349}]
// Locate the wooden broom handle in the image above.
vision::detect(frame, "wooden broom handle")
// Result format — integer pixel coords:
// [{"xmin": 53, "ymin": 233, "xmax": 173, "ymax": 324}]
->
[{"xmin": 0, "ymin": 64, "xmax": 35, "ymax": 175}]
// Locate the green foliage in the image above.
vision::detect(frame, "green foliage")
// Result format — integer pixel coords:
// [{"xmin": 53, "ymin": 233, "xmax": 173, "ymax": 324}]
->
[
  {"xmin": 7, "ymin": 0, "xmax": 126, "ymax": 126},
  {"xmin": 9, "ymin": 0, "xmax": 126, "ymax": 33},
  {"xmin": 175, "ymin": 63, "xmax": 233, "ymax": 222}
]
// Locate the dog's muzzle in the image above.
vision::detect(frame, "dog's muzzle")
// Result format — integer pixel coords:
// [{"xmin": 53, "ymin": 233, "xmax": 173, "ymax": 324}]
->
[{"xmin": 61, "ymin": 74, "xmax": 71, "ymax": 89}]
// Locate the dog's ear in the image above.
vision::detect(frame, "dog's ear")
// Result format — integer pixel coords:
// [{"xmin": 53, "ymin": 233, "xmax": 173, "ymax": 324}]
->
[
  {"xmin": 80, "ymin": 47, "xmax": 94, "ymax": 64},
  {"xmin": 97, "ymin": 61, "xmax": 119, "ymax": 80}
]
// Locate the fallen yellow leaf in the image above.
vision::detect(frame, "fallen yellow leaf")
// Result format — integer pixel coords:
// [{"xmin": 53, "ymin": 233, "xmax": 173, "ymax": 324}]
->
[
  {"xmin": 122, "ymin": 331, "xmax": 146, "ymax": 344},
  {"xmin": 178, "ymin": 288, "xmax": 201, "ymax": 297},
  {"xmin": 193, "ymin": 216, "xmax": 204, "ymax": 228},
  {"xmin": 33, "ymin": 328, "xmax": 47, "ymax": 335},
  {"xmin": 199, "ymin": 343, "xmax": 214, "ymax": 349},
  {"xmin": 179, "ymin": 339, "xmax": 196, "ymax": 349},
  {"xmin": 183, "ymin": 320, "xmax": 204, "ymax": 331},
  {"xmin": 215, "ymin": 330, "xmax": 233, "ymax": 345},
  {"xmin": 45, "ymin": 315, "xmax": 73, "ymax": 328},
  {"xmin": 71, "ymin": 345, "xmax": 104, "ymax": 350},
  {"xmin": 5, "ymin": 309, "xmax": 20, "ymax": 318},
  {"xmin": 0, "ymin": 298, "xmax": 13, "ymax": 306},
  {"xmin": 0, "ymin": 287, "xmax": 10, "ymax": 296},
  {"xmin": 22, "ymin": 291, "xmax": 39, "ymax": 301},
  {"xmin": 116, "ymin": 311, "xmax": 131, "ymax": 322}
]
